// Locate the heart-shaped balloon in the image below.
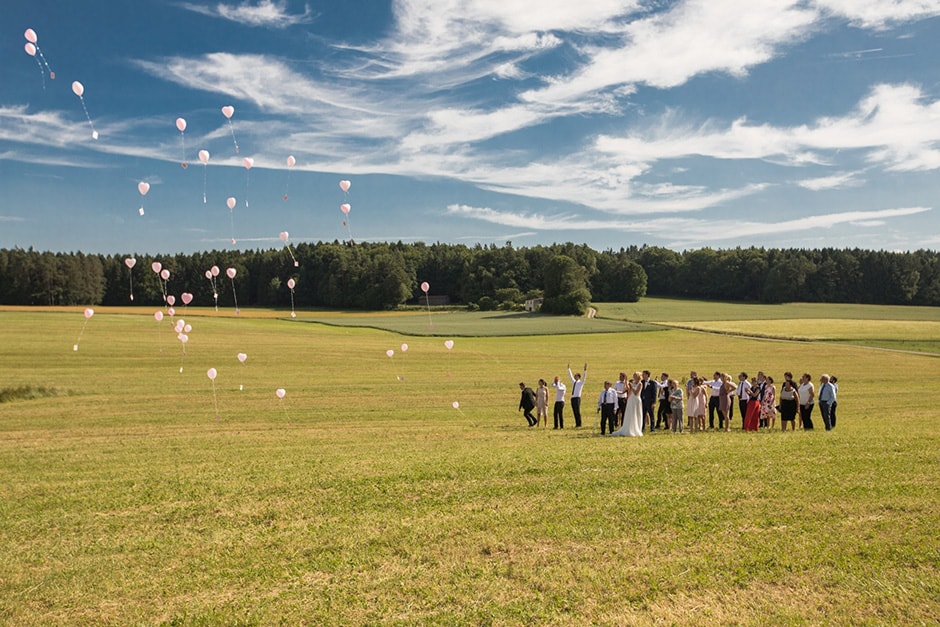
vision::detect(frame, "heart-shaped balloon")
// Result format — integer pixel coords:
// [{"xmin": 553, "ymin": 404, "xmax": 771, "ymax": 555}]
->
[
  {"xmin": 181, "ymin": 292, "xmax": 193, "ymax": 305},
  {"xmin": 339, "ymin": 180, "xmax": 351, "ymax": 192},
  {"xmin": 444, "ymin": 340, "xmax": 454, "ymax": 350},
  {"xmin": 138, "ymin": 182, "xmax": 150, "ymax": 196},
  {"xmin": 221, "ymin": 105, "xmax": 234, "ymax": 119},
  {"xmin": 275, "ymin": 388, "xmax": 286, "ymax": 399},
  {"xmin": 125, "ymin": 257, "xmax": 136, "ymax": 269},
  {"xmin": 151, "ymin": 261, "xmax": 162, "ymax": 274},
  {"xmin": 166, "ymin": 295, "xmax": 176, "ymax": 306},
  {"xmin": 237, "ymin": 353, "xmax": 247, "ymax": 363},
  {"xmin": 226, "ymin": 267, "xmax": 236, "ymax": 279}
]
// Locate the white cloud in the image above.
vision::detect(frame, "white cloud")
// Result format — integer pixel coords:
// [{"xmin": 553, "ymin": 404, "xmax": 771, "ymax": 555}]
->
[
  {"xmin": 446, "ymin": 203, "xmax": 932, "ymax": 245},
  {"xmin": 796, "ymin": 171, "xmax": 865, "ymax": 190},
  {"xmin": 178, "ymin": 0, "xmax": 313, "ymax": 28},
  {"xmin": 0, "ymin": 215, "xmax": 26, "ymax": 222},
  {"xmin": 521, "ymin": 0, "xmax": 818, "ymax": 106},
  {"xmin": 814, "ymin": 0, "xmax": 940, "ymax": 29}
]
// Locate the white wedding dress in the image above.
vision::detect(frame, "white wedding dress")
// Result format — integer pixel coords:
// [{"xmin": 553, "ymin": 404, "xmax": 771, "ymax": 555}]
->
[{"xmin": 611, "ymin": 381, "xmax": 643, "ymax": 437}]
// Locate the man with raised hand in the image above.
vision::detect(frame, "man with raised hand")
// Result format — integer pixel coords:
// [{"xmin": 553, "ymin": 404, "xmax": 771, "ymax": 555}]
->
[{"xmin": 568, "ymin": 362, "xmax": 587, "ymax": 428}]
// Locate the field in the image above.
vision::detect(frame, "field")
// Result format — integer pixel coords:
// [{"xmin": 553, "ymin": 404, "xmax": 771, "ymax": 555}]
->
[{"xmin": 1, "ymin": 301, "xmax": 938, "ymax": 625}]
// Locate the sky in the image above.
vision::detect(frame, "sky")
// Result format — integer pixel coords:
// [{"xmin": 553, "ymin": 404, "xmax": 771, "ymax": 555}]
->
[{"xmin": 2, "ymin": 0, "xmax": 940, "ymax": 255}]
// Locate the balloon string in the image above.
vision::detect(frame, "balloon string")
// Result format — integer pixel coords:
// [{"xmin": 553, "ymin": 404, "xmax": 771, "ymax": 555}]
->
[
  {"xmin": 229, "ymin": 209, "xmax": 237, "ymax": 245},
  {"xmin": 230, "ymin": 278, "xmax": 240, "ymax": 314},
  {"xmin": 128, "ymin": 271, "xmax": 134, "ymax": 301},
  {"xmin": 211, "ymin": 379, "xmax": 219, "ymax": 419},
  {"xmin": 289, "ymin": 288, "xmax": 296, "ymax": 318},
  {"xmin": 78, "ymin": 96, "xmax": 98, "ymax": 140},
  {"xmin": 33, "ymin": 57, "xmax": 46, "ymax": 90},
  {"xmin": 203, "ymin": 164, "xmax": 208, "ymax": 204},
  {"xmin": 228, "ymin": 119, "xmax": 239, "ymax": 154},
  {"xmin": 425, "ymin": 293, "xmax": 433, "ymax": 330},
  {"xmin": 179, "ymin": 132, "xmax": 187, "ymax": 168}
]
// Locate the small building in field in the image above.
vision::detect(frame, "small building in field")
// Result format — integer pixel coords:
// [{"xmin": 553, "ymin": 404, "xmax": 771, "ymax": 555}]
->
[{"xmin": 525, "ymin": 297, "xmax": 543, "ymax": 312}]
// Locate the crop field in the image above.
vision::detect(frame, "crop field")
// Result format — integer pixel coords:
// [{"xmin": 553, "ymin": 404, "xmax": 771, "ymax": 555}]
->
[{"xmin": 0, "ymin": 304, "xmax": 938, "ymax": 624}]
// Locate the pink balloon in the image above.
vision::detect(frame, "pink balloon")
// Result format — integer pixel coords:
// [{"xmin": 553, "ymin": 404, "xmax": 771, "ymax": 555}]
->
[
  {"xmin": 211, "ymin": 265, "xmax": 220, "ymax": 277},
  {"xmin": 421, "ymin": 281, "xmax": 430, "ymax": 293},
  {"xmin": 386, "ymin": 349, "xmax": 394, "ymax": 358},
  {"xmin": 176, "ymin": 117, "xmax": 187, "ymax": 132},
  {"xmin": 83, "ymin": 308, "xmax": 94, "ymax": 319},
  {"xmin": 25, "ymin": 42, "xmax": 36, "ymax": 56},
  {"xmin": 226, "ymin": 267, "xmax": 236, "ymax": 279},
  {"xmin": 452, "ymin": 401, "xmax": 460, "ymax": 409},
  {"xmin": 279, "ymin": 231, "xmax": 289, "ymax": 242},
  {"xmin": 166, "ymin": 295, "xmax": 176, "ymax": 306},
  {"xmin": 286, "ymin": 155, "xmax": 296, "ymax": 168},
  {"xmin": 160, "ymin": 269, "xmax": 170, "ymax": 280},
  {"xmin": 275, "ymin": 388, "xmax": 286, "ymax": 399},
  {"xmin": 153, "ymin": 311, "xmax": 163, "ymax": 322},
  {"xmin": 175, "ymin": 320, "xmax": 185, "ymax": 333},
  {"xmin": 221, "ymin": 105, "xmax": 234, "ymax": 119},
  {"xmin": 24, "ymin": 28, "xmax": 38, "ymax": 44},
  {"xmin": 72, "ymin": 81, "xmax": 84, "ymax": 97},
  {"xmin": 204, "ymin": 270, "xmax": 212, "ymax": 279},
  {"xmin": 287, "ymin": 278, "xmax": 296, "ymax": 289},
  {"xmin": 124, "ymin": 257, "xmax": 136, "ymax": 269},
  {"xmin": 167, "ymin": 307, "xmax": 175, "ymax": 316},
  {"xmin": 340, "ymin": 203, "xmax": 351, "ymax": 215},
  {"xmin": 181, "ymin": 292, "xmax": 193, "ymax": 305},
  {"xmin": 226, "ymin": 197, "xmax": 236, "ymax": 210},
  {"xmin": 339, "ymin": 180, "xmax": 351, "ymax": 193},
  {"xmin": 401, "ymin": 343, "xmax": 408, "ymax": 352},
  {"xmin": 178, "ymin": 334, "xmax": 189, "ymax": 344},
  {"xmin": 237, "ymin": 352, "xmax": 247, "ymax": 363},
  {"xmin": 207, "ymin": 368, "xmax": 217, "ymax": 381},
  {"xmin": 198, "ymin": 150, "xmax": 209, "ymax": 164},
  {"xmin": 444, "ymin": 340, "xmax": 454, "ymax": 350},
  {"xmin": 242, "ymin": 157, "xmax": 253, "ymax": 170},
  {"xmin": 138, "ymin": 182, "xmax": 150, "ymax": 196},
  {"xmin": 151, "ymin": 261, "xmax": 162, "ymax": 274},
  {"xmin": 184, "ymin": 324, "xmax": 192, "ymax": 333}
]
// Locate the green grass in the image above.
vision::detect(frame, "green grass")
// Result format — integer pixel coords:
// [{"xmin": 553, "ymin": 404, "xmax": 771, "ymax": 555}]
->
[
  {"xmin": 596, "ymin": 298, "xmax": 940, "ymax": 322},
  {"xmin": 0, "ymin": 307, "xmax": 938, "ymax": 624},
  {"xmin": 597, "ymin": 299, "xmax": 940, "ymax": 355},
  {"xmin": 298, "ymin": 309, "xmax": 655, "ymax": 336}
]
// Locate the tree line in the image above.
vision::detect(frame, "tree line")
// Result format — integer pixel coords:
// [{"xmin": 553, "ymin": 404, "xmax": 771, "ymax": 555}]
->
[{"xmin": 1, "ymin": 243, "xmax": 938, "ymax": 312}]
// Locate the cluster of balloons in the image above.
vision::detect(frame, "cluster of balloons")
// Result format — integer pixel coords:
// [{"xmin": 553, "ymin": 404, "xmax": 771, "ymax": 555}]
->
[{"xmin": 23, "ymin": 28, "xmax": 54, "ymax": 87}]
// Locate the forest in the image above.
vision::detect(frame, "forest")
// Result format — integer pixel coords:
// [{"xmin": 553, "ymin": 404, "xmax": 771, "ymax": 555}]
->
[{"xmin": 0, "ymin": 243, "xmax": 938, "ymax": 312}]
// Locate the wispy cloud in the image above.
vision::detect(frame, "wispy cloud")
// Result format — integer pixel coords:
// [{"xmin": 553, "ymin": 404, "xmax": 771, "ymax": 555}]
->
[
  {"xmin": 795, "ymin": 170, "xmax": 866, "ymax": 190},
  {"xmin": 446, "ymin": 203, "xmax": 931, "ymax": 245},
  {"xmin": 0, "ymin": 215, "xmax": 26, "ymax": 222},
  {"xmin": 815, "ymin": 0, "xmax": 940, "ymax": 29},
  {"xmin": 178, "ymin": 0, "xmax": 313, "ymax": 28}
]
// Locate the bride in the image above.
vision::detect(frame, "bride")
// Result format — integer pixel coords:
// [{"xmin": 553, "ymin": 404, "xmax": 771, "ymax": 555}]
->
[{"xmin": 611, "ymin": 371, "xmax": 643, "ymax": 437}]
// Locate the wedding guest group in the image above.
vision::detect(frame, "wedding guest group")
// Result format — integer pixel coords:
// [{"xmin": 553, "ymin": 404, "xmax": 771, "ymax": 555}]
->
[{"xmin": 515, "ymin": 364, "xmax": 840, "ymax": 435}]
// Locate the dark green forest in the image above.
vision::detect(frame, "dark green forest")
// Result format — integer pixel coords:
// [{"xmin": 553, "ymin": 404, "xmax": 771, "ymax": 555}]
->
[{"xmin": 1, "ymin": 243, "xmax": 938, "ymax": 312}]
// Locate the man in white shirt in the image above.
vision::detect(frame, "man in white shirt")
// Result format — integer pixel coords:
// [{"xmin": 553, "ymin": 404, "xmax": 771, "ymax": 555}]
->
[
  {"xmin": 707, "ymin": 371, "xmax": 723, "ymax": 429},
  {"xmin": 736, "ymin": 373, "xmax": 751, "ymax": 430},
  {"xmin": 614, "ymin": 372, "xmax": 627, "ymax": 427},
  {"xmin": 568, "ymin": 363, "xmax": 587, "ymax": 428},
  {"xmin": 551, "ymin": 375, "xmax": 567, "ymax": 429},
  {"xmin": 597, "ymin": 380, "xmax": 618, "ymax": 434},
  {"xmin": 798, "ymin": 373, "xmax": 815, "ymax": 430}
]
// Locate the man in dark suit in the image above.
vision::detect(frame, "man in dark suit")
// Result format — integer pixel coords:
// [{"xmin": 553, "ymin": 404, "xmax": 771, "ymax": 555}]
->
[
  {"xmin": 518, "ymin": 382, "xmax": 537, "ymax": 426},
  {"xmin": 640, "ymin": 370, "xmax": 658, "ymax": 432}
]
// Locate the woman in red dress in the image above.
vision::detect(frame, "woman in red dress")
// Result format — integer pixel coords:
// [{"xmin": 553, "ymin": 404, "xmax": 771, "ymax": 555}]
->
[{"xmin": 744, "ymin": 376, "xmax": 761, "ymax": 431}]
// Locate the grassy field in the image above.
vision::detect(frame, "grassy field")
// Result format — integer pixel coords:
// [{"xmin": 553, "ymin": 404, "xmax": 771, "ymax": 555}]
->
[
  {"xmin": 598, "ymin": 299, "xmax": 940, "ymax": 355},
  {"xmin": 1, "ymin": 304, "xmax": 938, "ymax": 625}
]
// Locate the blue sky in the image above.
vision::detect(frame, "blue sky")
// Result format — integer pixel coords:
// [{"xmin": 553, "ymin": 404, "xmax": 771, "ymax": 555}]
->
[{"xmin": 2, "ymin": 0, "xmax": 940, "ymax": 254}]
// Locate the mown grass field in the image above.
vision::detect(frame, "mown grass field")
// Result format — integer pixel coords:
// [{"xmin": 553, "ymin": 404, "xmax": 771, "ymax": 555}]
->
[{"xmin": 0, "ymin": 303, "xmax": 938, "ymax": 625}]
